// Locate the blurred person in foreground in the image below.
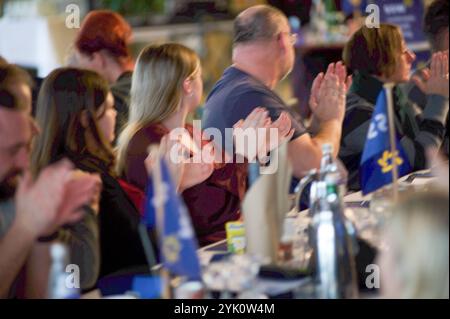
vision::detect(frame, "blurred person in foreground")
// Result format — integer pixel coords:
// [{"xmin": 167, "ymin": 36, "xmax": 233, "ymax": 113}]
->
[
  {"xmin": 72, "ymin": 10, "xmax": 134, "ymax": 140},
  {"xmin": 339, "ymin": 24, "xmax": 449, "ymax": 191},
  {"xmin": 0, "ymin": 64, "xmax": 100, "ymax": 298},
  {"xmin": 378, "ymin": 190, "xmax": 449, "ymax": 298}
]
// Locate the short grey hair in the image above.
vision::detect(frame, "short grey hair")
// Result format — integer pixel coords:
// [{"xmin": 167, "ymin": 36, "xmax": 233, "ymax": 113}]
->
[{"xmin": 233, "ymin": 5, "xmax": 287, "ymax": 45}]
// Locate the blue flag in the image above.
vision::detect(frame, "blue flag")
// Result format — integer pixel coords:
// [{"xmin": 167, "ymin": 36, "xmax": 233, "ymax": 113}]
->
[
  {"xmin": 143, "ymin": 177, "xmax": 155, "ymax": 229},
  {"xmin": 143, "ymin": 159, "xmax": 201, "ymax": 280},
  {"xmin": 359, "ymin": 89, "xmax": 411, "ymax": 195}
]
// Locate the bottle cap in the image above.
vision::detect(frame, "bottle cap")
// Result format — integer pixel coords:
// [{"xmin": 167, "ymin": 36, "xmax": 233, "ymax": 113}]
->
[
  {"xmin": 322, "ymin": 143, "xmax": 333, "ymax": 155},
  {"xmin": 316, "ymin": 181, "xmax": 328, "ymax": 198},
  {"xmin": 50, "ymin": 243, "xmax": 67, "ymax": 260}
]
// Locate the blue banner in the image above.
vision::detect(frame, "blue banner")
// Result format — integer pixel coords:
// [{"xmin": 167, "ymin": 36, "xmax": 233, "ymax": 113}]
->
[
  {"xmin": 143, "ymin": 159, "xmax": 202, "ymax": 280},
  {"xmin": 378, "ymin": 0, "xmax": 426, "ymax": 44},
  {"xmin": 359, "ymin": 89, "xmax": 412, "ymax": 195}
]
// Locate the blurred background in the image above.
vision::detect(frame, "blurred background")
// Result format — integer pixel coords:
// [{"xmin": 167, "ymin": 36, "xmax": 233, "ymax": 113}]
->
[{"xmin": 0, "ymin": 0, "xmax": 433, "ymax": 117}]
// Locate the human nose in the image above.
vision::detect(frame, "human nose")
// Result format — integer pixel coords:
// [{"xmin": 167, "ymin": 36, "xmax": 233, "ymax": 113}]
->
[{"xmin": 407, "ymin": 50, "xmax": 416, "ymax": 63}]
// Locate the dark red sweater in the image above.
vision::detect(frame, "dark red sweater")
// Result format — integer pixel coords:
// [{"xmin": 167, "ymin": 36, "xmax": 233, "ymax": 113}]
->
[{"xmin": 122, "ymin": 123, "xmax": 247, "ymax": 246}]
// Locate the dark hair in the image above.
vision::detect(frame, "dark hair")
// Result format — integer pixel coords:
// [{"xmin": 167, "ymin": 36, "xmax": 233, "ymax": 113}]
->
[
  {"xmin": 0, "ymin": 63, "xmax": 33, "ymax": 111},
  {"xmin": 0, "ymin": 56, "xmax": 7, "ymax": 65},
  {"xmin": 423, "ymin": 0, "xmax": 449, "ymax": 51},
  {"xmin": 75, "ymin": 10, "xmax": 133, "ymax": 67},
  {"xmin": 343, "ymin": 24, "xmax": 404, "ymax": 77},
  {"xmin": 233, "ymin": 5, "xmax": 286, "ymax": 45},
  {"xmin": 31, "ymin": 68, "xmax": 115, "ymax": 176}
]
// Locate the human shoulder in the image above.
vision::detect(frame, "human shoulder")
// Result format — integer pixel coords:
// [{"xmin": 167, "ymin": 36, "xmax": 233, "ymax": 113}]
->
[
  {"xmin": 210, "ymin": 67, "xmax": 282, "ymax": 105},
  {"xmin": 127, "ymin": 123, "xmax": 168, "ymax": 156},
  {"xmin": 343, "ymin": 93, "xmax": 374, "ymax": 136},
  {"xmin": 346, "ymin": 92, "xmax": 375, "ymax": 113}
]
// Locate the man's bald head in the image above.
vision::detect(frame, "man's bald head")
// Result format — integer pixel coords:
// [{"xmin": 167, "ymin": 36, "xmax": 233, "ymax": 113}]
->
[{"xmin": 233, "ymin": 5, "xmax": 287, "ymax": 45}]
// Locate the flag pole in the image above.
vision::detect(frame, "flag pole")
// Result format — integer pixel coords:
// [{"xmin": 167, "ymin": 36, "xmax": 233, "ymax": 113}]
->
[
  {"xmin": 150, "ymin": 145, "xmax": 172, "ymax": 299},
  {"xmin": 383, "ymin": 83, "xmax": 399, "ymax": 202}
]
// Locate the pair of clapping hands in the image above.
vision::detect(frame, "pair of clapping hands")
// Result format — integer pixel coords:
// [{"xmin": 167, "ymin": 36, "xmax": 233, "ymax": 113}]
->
[
  {"xmin": 144, "ymin": 109, "xmax": 294, "ymax": 193},
  {"xmin": 145, "ymin": 62, "xmax": 351, "ymax": 192},
  {"xmin": 15, "ymin": 159, "xmax": 101, "ymax": 240}
]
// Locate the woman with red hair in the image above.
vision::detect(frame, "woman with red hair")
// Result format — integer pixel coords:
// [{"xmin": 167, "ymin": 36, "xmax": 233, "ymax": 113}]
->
[{"xmin": 73, "ymin": 10, "xmax": 134, "ymax": 140}]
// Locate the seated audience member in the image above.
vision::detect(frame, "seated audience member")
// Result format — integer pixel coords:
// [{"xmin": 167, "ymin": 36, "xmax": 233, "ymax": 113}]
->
[
  {"xmin": 0, "ymin": 64, "xmax": 100, "ymax": 298},
  {"xmin": 202, "ymin": 5, "xmax": 350, "ymax": 180},
  {"xmin": 423, "ymin": 0, "xmax": 449, "ymax": 54},
  {"xmin": 31, "ymin": 68, "xmax": 150, "ymax": 279},
  {"xmin": 116, "ymin": 43, "xmax": 293, "ymax": 246},
  {"xmin": 73, "ymin": 10, "xmax": 134, "ymax": 139},
  {"xmin": 339, "ymin": 24, "xmax": 449, "ymax": 191},
  {"xmin": 0, "ymin": 56, "xmax": 7, "ymax": 65},
  {"xmin": 378, "ymin": 190, "xmax": 449, "ymax": 299},
  {"xmin": 403, "ymin": 0, "xmax": 449, "ymax": 155}
]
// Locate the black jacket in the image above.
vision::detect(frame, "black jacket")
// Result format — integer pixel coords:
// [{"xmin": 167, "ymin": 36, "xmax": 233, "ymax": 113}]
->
[
  {"xmin": 76, "ymin": 159, "xmax": 153, "ymax": 279},
  {"xmin": 339, "ymin": 71, "xmax": 449, "ymax": 191}
]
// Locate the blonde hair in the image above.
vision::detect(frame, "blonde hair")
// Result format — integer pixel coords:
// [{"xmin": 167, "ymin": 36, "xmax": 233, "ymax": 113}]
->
[
  {"xmin": 116, "ymin": 43, "xmax": 200, "ymax": 175},
  {"xmin": 387, "ymin": 190, "xmax": 449, "ymax": 299}
]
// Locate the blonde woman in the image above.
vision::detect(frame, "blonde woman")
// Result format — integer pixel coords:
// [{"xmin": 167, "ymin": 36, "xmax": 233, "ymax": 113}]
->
[
  {"xmin": 116, "ymin": 43, "xmax": 293, "ymax": 246},
  {"xmin": 378, "ymin": 190, "xmax": 449, "ymax": 298}
]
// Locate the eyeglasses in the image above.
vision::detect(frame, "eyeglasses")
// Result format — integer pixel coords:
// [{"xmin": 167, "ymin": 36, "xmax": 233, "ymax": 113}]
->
[{"xmin": 280, "ymin": 32, "xmax": 298, "ymax": 45}]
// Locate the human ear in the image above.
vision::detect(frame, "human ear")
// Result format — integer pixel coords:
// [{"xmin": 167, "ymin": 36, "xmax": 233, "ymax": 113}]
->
[{"xmin": 183, "ymin": 77, "xmax": 193, "ymax": 96}]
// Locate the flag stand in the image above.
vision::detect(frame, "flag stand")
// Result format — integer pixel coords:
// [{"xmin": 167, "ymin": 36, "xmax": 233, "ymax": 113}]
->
[
  {"xmin": 384, "ymin": 83, "xmax": 399, "ymax": 202},
  {"xmin": 160, "ymin": 268, "xmax": 173, "ymax": 300},
  {"xmin": 151, "ymin": 144, "xmax": 173, "ymax": 299},
  {"xmin": 138, "ymin": 223, "xmax": 158, "ymax": 277}
]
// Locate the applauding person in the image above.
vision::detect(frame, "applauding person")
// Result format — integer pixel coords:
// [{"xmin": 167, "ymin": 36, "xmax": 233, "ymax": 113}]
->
[
  {"xmin": 116, "ymin": 43, "xmax": 292, "ymax": 245},
  {"xmin": 339, "ymin": 24, "xmax": 449, "ymax": 191},
  {"xmin": 0, "ymin": 64, "xmax": 100, "ymax": 298},
  {"xmin": 202, "ymin": 5, "xmax": 350, "ymax": 179}
]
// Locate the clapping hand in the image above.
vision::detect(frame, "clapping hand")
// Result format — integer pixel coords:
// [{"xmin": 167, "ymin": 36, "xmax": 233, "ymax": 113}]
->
[
  {"xmin": 309, "ymin": 61, "xmax": 352, "ymax": 123},
  {"xmin": 412, "ymin": 51, "xmax": 449, "ymax": 98},
  {"xmin": 145, "ymin": 134, "xmax": 214, "ymax": 192},
  {"xmin": 15, "ymin": 159, "xmax": 101, "ymax": 238},
  {"xmin": 233, "ymin": 107, "xmax": 294, "ymax": 162}
]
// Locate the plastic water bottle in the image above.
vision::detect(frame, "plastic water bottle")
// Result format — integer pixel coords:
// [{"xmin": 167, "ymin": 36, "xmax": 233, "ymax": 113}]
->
[
  {"xmin": 308, "ymin": 147, "xmax": 358, "ymax": 299},
  {"xmin": 320, "ymin": 144, "xmax": 348, "ymax": 199}
]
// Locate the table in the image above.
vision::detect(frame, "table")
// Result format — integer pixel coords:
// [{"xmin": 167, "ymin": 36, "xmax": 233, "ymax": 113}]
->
[
  {"xmin": 197, "ymin": 171, "xmax": 435, "ymax": 298},
  {"xmin": 83, "ymin": 171, "xmax": 435, "ymax": 299},
  {"xmin": 202, "ymin": 170, "xmax": 435, "ymax": 254}
]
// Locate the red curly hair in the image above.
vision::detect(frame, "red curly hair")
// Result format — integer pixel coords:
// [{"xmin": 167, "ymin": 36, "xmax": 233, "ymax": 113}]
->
[{"xmin": 75, "ymin": 10, "xmax": 133, "ymax": 68}]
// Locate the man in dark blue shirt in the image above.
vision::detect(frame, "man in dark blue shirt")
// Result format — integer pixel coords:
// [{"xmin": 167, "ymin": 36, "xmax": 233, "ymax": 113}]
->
[
  {"xmin": 203, "ymin": 4, "xmax": 350, "ymax": 178},
  {"xmin": 203, "ymin": 66, "xmax": 307, "ymax": 155}
]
